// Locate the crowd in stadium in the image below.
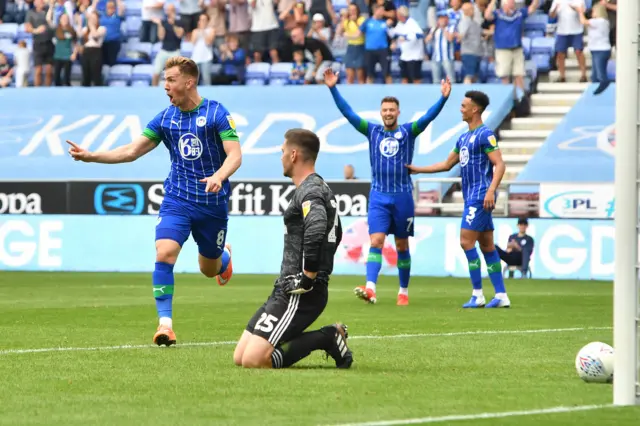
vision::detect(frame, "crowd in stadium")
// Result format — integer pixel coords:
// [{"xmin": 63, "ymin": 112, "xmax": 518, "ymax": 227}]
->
[{"xmin": 0, "ymin": 0, "xmax": 617, "ymax": 89}]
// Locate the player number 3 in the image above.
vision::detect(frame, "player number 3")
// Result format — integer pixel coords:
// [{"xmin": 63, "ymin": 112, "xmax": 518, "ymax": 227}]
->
[{"xmin": 255, "ymin": 313, "xmax": 279, "ymax": 333}]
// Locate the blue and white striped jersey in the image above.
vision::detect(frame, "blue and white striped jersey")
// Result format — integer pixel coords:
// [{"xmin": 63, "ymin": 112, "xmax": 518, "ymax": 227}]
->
[
  {"xmin": 430, "ymin": 25, "xmax": 456, "ymax": 62},
  {"xmin": 143, "ymin": 98, "xmax": 239, "ymax": 206},
  {"xmin": 453, "ymin": 124, "xmax": 499, "ymax": 202}
]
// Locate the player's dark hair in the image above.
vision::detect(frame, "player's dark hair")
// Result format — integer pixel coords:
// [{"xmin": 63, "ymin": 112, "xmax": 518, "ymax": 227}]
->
[
  {"xmin": 464, "ymin": 91, "xmax": 490, "ymax": 113},
  {"xmin": 381, "ymin": 96, "xmax": 400, "ymax": 107},
  {"xmin": 285, "ymin": 129, "xmax": 320, "ymax": 162}
]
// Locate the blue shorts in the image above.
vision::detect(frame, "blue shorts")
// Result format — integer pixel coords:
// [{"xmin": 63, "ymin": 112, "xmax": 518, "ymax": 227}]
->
[
  {"xmin": 156, "ymin": 193, "xmax": 228, "ymax": 259},
  {"xmin": 461, "ymin": 200, "xmax": 494, "ymax": 232},
  {"xmin": 368, "ymin": 190, "xmax": 415, "ymax": 238},
  {"xmin": 555, "ymin": 34, "xmax": 584, "ymax": 54},
  {"xmin": 461, "ymin": 54, "xmax": 481, "ymax": 78}
]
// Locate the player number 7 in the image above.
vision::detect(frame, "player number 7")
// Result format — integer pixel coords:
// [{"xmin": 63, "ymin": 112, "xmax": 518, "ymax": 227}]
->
[{"xmin": 406, "ymin": 217, "xmax": 414, "ymax": 233}]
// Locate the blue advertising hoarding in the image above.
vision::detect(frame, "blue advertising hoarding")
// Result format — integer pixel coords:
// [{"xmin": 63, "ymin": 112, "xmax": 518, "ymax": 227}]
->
[
  {"xmin": 514, "ymin": 84, "xmax": 614, "ymax": 192},
  {"xmin": 0, "ymin": 85, "xmax": 513, "ymax": 190},
  {"xmin": 0, "ymin": 215, "xmax": 615, "ymax": 281}
]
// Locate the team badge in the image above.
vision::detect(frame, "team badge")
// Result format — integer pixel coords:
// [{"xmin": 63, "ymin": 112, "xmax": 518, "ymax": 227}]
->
[
  {"xmin": 394, "ymin": 131, "xmax": 402, "ymax": 139},
  {"xmin": 469, "ymin": 135, "xmax": 476, "ymax": 143},
  {"xmin": 488, "ymin": 135, "xmax": 497, "ymax": 147},
  {"xmin": 227, "ymin": 115, "xmax": 236, "ymax": 129},
  {"xmin": 196, "ymin": 116, "xmax": 206, "ymax": 127},
  {"xmin": 302, "ymin": 200, "xmax": 311, "ymax": 218}
]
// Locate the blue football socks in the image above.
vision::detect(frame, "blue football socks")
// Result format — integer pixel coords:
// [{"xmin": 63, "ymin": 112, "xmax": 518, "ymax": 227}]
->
[{"xmin": 153, "ymin": 262, "xmax": 175, "ymax": 319}]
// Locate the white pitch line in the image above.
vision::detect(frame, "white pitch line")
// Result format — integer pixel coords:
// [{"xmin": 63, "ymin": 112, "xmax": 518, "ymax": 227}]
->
[
  {"xmin": 326, "ymin": 404, "xmax": 616, "ymax": 426},
  {"xmin": 0, "ymin": 326, "xmax": 612, "ymax": 356}
]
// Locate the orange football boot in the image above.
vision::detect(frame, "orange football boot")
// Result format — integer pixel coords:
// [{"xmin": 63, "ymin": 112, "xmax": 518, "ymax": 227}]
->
[
  {"xmin": 354, "ymin": 285, "xmax": 377, "ymax": 304},
  {"xmin": 216, "ymin": 244, "xmax": 233, "ymax": 286},
  {"xmin": 153, "ymin": 325, "xmax": 176, "ymax": 346},
  {"xmin": 397, "ymin": 294, "xmax": 409, "ymax": 306}
]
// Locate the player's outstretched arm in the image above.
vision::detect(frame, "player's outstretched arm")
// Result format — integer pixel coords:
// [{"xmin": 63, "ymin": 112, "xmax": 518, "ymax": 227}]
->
[
  {"xmin": 323, "ymin": 69, "xmax": 369, "ymax": 135},
  {"xmin": 66, "ymin": 135, "xmax": 158, "ymax": 164},
  {"xmin": 410, "ymin": 77, "xmax": 452, "ymax": 136},
  {"xmin": 405, "ymin": 150, "xmax": 459, "ymax": 174}
]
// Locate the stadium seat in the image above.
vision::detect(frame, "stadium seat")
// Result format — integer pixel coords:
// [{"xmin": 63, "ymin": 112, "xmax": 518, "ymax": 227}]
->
[
  {"xmin": 245, "ymin": 62, "xmax": 270, "ymax": 85},
  {"xmin": 531, "ymin": 37, "xmax": 554, "ymax": 55},
  {"xmin": 0, "ymin": 23, "xmax": 18, "ymax": 40},
  {"xmin": 131, "ymin": 80, "xmax": 150, "ymax": 87},
  {"xmin": 524, "ymin": 13, "xmax": 548, "ymax": 35},
  {"xmin": 151, "ymin": 42, "xmax": 162, "ymax": 62},
  {"xmin": 131, "ymin": 64, "xmax": 154, "ymax": 82},
  {"xmin": 128, "ymin": 41, "xmax": 152, "ymax": 58},
  {"xmin": 71, "ymin": 63, "xmax": 83, "ymax": 81},
  {"xmin": 125, "ymin": 1, "xmax": 143, "ymax": 17},
  {"xmin": 607, "ymin": 60, "xmax": 616, "ymax": 81},
  {"xmin": 454, "ymin": 60, "xmax": 462, "ymax": 83},
  {"xmin": 126, "ymin": 17, "xmax": 142, "ymax": 38},
  {"xmin": 1, "ymin": 43, "xmax": 15, "ymax": 62},
  {"xmin": 421, "ymin": 61, "xmax": 432, "ymax": 84},
  {"xmin": 390, "ymin": 60, "xmax": 401, "ymax": 81},
  {"xmin": 180, "ymin": 41, "xmax": 194, "ymax": 58},
  {"xmin": 108, "ymin": 64, "xmax": 133, "ymax": 83},
  {"xmin": 522, "ymin": 37, "xmax": 532, "ymax": 60},
  {"xmin": 108, "ymin": 80, "xmax": 129, "ymax": 87},
  {"xmin": 486, "ymin": 61, "xmax": 496, "ymax": 80},
  {"xmin": 478, "ymin": 59, "xmax": 488, "ymax": 82},
  {"xmin": 531, "ymin": 53, "xmax": 551, "ymax": 72},
  {"xmin": 16, "ymin": 23, "xmax": 31, "ymax": 41},
  {"xmin": 269, "ymin": 62, "xmax": 291, "ymax": 85}
]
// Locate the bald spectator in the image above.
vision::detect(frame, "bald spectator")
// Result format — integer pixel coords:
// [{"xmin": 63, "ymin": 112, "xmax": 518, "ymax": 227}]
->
[
  {"xmin": 344, "ymin": 164, "xmax": 357, "ymax": 180},
  {"xmin": 391, "ymin": 6, "xmax": 424, "ymax": 84}
]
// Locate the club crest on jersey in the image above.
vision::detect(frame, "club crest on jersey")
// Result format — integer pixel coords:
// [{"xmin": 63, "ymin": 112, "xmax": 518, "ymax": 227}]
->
[
  {"xmin": 196, "ymin": 116, "xmax": 207, "ymax": 127},
  {"xmin": 179, "ymin": 133, "xmax": 203, "ymax": 161},
  {"xmin": 394, "ymin": 131, "xmax": 402, "ymax": 139},
  {"xmin": 459, "ymin": 146, "xmax": 469, "ymax": 167},
  {"xmin": 379, "ymin": 137, "xmax": 400, "ymax": 158}
]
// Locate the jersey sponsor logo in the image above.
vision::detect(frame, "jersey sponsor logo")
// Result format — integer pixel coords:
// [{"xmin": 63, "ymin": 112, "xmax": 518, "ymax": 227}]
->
[
  {"xmin": 178, "ymin": 133, "xmax": 203, "ymax": 161},
  {"xmin": 93, "ymin": 184, "xmax": 144, "ymax": 215},
  {"xmin": 459, "ymin": 146, "xmax": 469, "ymax": 167},
  {"xmin": 302, "ymin": 200, "xmax": 311, "ymax": 218},
  {"xmin": 196, "ymin": 116, "xmax": 207, "ymax": 127},
  {"xmin": 379, "ymin": 137, "xmax": 400, "ymax": 158},
  {"xmin": 227, "ymin": 115, "xmax": 236, "ymax": 130},
  {"xmin": 488, "ymin": 135, "xmax": 497, "ymax": 147}
]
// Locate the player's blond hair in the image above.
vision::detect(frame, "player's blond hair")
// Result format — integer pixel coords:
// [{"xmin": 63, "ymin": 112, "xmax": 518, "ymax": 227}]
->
[{"xmin": 165, "ymin": 56, "xmax": 200, "ymax": 80}]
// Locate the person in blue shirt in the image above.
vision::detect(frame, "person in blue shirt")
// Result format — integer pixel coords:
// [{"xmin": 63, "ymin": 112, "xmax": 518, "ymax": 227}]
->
[
  {"xmin": 360, "ymin": 4, "xmax": 392, "ymax": 84},
  {"xmin": 66, "ymin": 57, "xmax": 242, "ymax": 347},
  {"xmin": 496, "ymin": 217, "xmax": 534, "ymax": 278},
  {"xmin": 407, "ymin": 90, "xmax": 509, "ymax": 309},
  {"xmin": 100, "ymin": 0, "xmax": 125, "ymax": 66},
  {"xmin": 325, "ymin": 68, "xmax": 451, "ymax": 306}
]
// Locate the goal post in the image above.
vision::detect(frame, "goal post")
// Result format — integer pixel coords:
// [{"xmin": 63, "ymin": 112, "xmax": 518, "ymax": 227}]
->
[{"xmin": 613, "ymin": 0, "xmax": 640, "ymax": 406}]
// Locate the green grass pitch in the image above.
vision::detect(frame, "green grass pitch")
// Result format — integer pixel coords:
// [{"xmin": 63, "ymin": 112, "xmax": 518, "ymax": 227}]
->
[{"xmin": 1, "ymin": 272, "xmax": 638, "ymax": 425}]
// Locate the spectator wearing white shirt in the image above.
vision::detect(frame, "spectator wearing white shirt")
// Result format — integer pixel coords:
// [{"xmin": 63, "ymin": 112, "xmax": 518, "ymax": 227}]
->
[
  {"xmin": 457, "ymin": 2, "xmax": 483, "ymax": 83},
  {"xmin": 391, "ymin": 6, "xmax": 424, "ymax": 84},
  {"xmin": 426, "ymin": 11, "xmax": 455, "ymax": 84},
  {"xmin": 308, "ymin": 13, "xmax": 331, "ymax": 43},
  {"xmin": 190, "ymin": 13, "xmax": 214, "ymax": 85},
  {"xmin": 141, "ymin": 0, "xmax": 165, "ymax": 43},
  {"xmin": 579, "ymin": 2, "xmax": 610, "ymax": 94},
  {"xmin": 250, "ymin": 0, "xmax": 280, "ymax": 63},
  {"xmin": 550, "ymin": 0, "xmax": 587, "ymax": 82}
]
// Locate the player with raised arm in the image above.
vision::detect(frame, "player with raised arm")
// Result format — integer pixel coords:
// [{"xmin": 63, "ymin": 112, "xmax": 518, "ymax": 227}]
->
[
  {"xmin": 406, "ymin": 91, "xmax": 509, "ymax": 308},
  {"xmin": 324, "ymin": 68, "xmax": 450, "ymax": 306},
  {"xmin": 232, "ymin": 129, "xmax": 353, "ymax": 370},
  {"xmin": 66, "ymin": 57, "xmax": 242, "ymax": 344}
]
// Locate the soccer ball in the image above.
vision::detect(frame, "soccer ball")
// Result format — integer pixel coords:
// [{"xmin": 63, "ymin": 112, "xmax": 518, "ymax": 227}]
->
[{"xmin": 575, "ymin": 341, "xmax": 614, "ymax": 383}]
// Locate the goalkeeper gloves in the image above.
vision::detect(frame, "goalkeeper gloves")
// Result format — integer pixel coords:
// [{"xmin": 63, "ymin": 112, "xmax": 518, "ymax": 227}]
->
[{"xmin": 282, "ymin": 272, "xmax": 315, "ymax": 295}]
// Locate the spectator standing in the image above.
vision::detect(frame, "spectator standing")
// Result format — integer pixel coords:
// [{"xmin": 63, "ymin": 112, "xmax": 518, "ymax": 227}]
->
[
  {"xmin": 290, "ymin": 26, "xmax": 335, "ymax": 84},
  {"xmin": 206, "ymin": 0, "xmax": 227, "ymax": 49},
  {"xmin": 601, "ymin": 0, "xmax": 616, "ymax": 47},
  {"xmin": 484, "ymin": 0, "xmax": 539, "ymax": 91},
  {"xmin": 579, "ymin": 2, "xmax": 610, "ymax": 94},
  {"xmin": 219, "ymin": 33, "xmax": 246, "ymax": 83},
  {"xmin": 278, "ymin": 0, "xmax": 309, "ymax": 33},
  {"xmin": 47, "ymin": 5, "xmax": 77, "ymax": 85},
  {"xmin": 338, "ymin": 2, "xmax": 365, "ymax": 84},
  {"xmin": 190, "ymin": 13, "xmax": 214, "ymax": 85},
  {"xmin": 52, "ymin": 0, "xmax": 74, "ymax": 24},
  {"xmin": 0, "ymin": 52, "xmax": 14, "ymax": 88},
  {"xmin": 228, "ymin": 0, "xmax": 251, "ymax": 56},
  {"xmin": 141, "ymin": 0, "xmax": 164, "ymax": 43},
  {"xmin": 81, "ymin": 10, "xmax": 105, "ymax": 86},
  {"xmin": 391, "ymin": 6, "xmax": 424, "ymax": 84},
  {"xmin": 426, "ymin": 12, "xmax": 454, "ymax": 84},
  {"xmin": 361, "ymin": 4, "xmax": 391, "ymax": 84},
  {"xmin": 249, "ymin": 0, "xmax": 280, "ymax": 63},
  {"xmin": 308, "ymin": 0, "xmax": 336, "ymax": 28},
  {"xmin": 26, "ymin": 0, "xmax": 54, "ymax": 86},
  {"xmin": 100, "ymin": 0, "xmax": 124, "ymax": 67},
  {"xmin": 180, "ymin": 0, "xmax": 202, "ymax": 37},
  {"xmin": 550, "ymin": 0, "xmax": 587, "ymax": 82},
  {"xmin": 308, "ymin": 13, "xmax": 331, "ymax": 43},
  {"xmin": 152, "ymin": 3, "xmax": 184, "ymax": 86},
  {"xmin": 457, "ymin": 1, "xmax": 483, "ymax": 83},
  {"xmin": 13, "ymin": 40, "xmax": 30, "ymax": 87}
]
